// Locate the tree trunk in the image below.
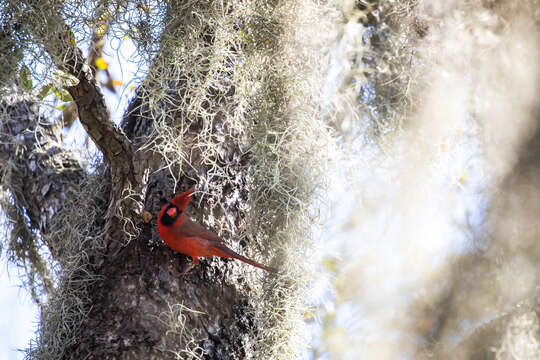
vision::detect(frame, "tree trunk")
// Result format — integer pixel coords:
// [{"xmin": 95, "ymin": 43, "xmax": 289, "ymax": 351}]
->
[{"xmin": 1, "ymin": 0, "xmax": 334, "ymax": 358}]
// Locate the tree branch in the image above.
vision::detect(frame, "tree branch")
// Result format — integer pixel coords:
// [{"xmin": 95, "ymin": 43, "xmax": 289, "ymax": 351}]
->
[
  {"xmin": 11, "ymin": 1, "xmax": 134, "ymax": 168},
  {"xmin": 8, "ymin": 1, "xmax": 152, "ymax": 248}
]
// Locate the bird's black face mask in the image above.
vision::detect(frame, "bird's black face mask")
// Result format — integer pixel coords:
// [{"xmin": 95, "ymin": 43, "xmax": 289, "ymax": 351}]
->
[{"xmin": 160, "ymin": 204, "xmax": 181, "ymax": 226}]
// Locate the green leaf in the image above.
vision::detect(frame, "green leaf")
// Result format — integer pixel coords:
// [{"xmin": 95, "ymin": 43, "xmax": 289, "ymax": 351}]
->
[
  {"xmin": 54, "ymin": 70, "xmax": 80, "ymax": 87},
  {"xmin": 54, "ymin": 88, "xmax": 73, "ymax": 102},
  {"xmin": 37, "ymin": 84, "xmax": 55, "ymax": 100},
  {"xmin": 19, "ymin": 65, "xmax": 33, "ymax": 91}
]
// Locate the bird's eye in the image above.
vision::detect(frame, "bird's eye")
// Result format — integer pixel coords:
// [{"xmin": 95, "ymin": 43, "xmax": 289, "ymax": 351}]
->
[{"xmin": 161, "ymin": 204, "xmax": 181, "ymax": 226}]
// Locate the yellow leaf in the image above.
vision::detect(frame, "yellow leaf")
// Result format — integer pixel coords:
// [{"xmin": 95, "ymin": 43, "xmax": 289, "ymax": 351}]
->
[
  {"xmin": 458, "ymin": 171, "xmax": 467, "ymax": 185},
  {"xmin": 95, "ymin": 57, "xmax": 108, "ymax": 70},
  {"xmin": 112, "ymin": 79, "xmax": 124, "ymax": 86},
  {"xmin": 321, "ymin": 257, "xmax": 339, "ymax": 272},
  {"xmin": 95, "ymin": 24, "xmax": 107, "ymax": 37},
  {"xmin": 129, "ymin": 85, "xmax": 136, "ymax": 91},
  {"xmin": 66, "ymin": 29, "xmax": 76, "ymax": 45}
]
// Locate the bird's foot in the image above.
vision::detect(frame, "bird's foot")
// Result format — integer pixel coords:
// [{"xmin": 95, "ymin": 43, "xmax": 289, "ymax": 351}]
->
[{"xmin": 180, "ymin": 262, "xmax": 198, "ymax": 276}]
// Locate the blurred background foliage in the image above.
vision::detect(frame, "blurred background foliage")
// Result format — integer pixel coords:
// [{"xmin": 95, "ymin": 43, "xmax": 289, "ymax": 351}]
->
[{"xmin": 310, "ymin": 0, "xmax": 540, "ymax": 359}]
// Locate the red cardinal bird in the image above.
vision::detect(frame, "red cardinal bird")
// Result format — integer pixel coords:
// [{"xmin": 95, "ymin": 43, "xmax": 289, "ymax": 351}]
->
[{"xmin": 158, "ymin": 189, "xmax": 277, "ymax": 274}]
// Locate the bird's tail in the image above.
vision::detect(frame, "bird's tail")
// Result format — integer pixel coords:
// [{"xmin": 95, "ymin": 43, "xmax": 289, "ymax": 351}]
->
[
  {"xmin": 235, "ymin": 253, "xmax": 278, "ymax": 273},
  {"xmin": 215, "ymin": 244, "xmax": 278, "ymax": 273}
]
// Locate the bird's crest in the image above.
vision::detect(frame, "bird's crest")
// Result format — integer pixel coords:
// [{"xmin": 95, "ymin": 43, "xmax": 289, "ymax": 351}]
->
[{"xmin": 170, "ymin": 189, "xmax": 195, "ymax": 209}]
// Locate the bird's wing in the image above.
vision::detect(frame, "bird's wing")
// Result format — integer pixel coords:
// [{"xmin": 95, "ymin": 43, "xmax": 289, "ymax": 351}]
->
[{"xmin": 176, "ymin": 218, "xmax": 224, "ymax": 243}]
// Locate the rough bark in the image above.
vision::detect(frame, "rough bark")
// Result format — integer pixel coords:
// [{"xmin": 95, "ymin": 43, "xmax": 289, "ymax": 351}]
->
[
  {"xmin": 2, "ymin": 1, "xmax": 286, "ymax": 358},
  {"xmin": 65, "ymin": 89, "xmax": 263, "ymax": 358}
]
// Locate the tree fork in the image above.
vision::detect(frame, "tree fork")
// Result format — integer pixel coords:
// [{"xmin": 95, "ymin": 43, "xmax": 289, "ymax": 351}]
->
[{"xmin": 9, "ymin": 0, "xmax": 152, "ymax": 249}]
